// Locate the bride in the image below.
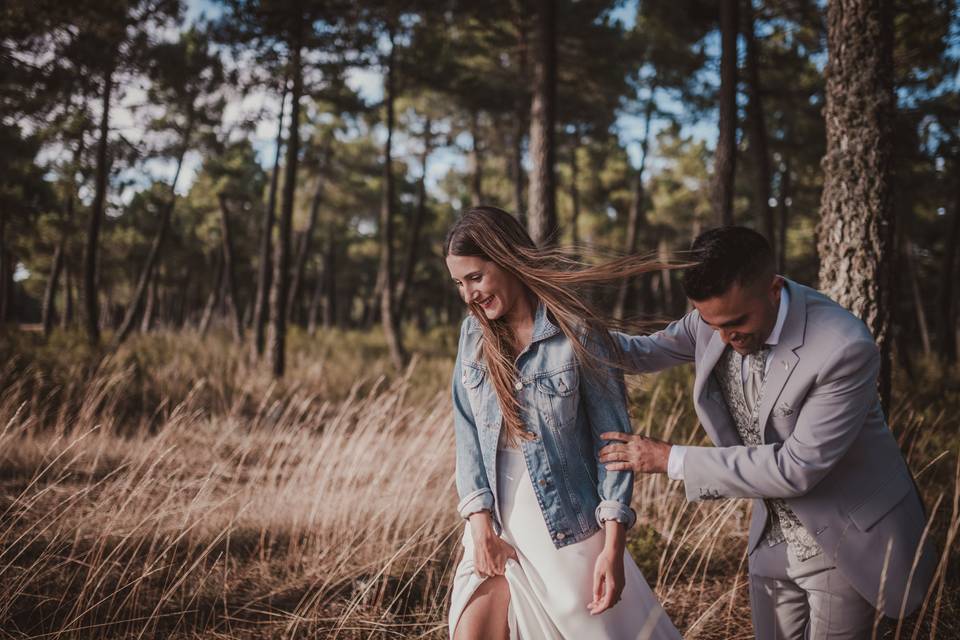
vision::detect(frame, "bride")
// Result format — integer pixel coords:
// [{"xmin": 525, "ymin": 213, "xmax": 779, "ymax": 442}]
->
[{"xmin": 444, "ymin": 206, "xmax": 680, "ymax": 640}]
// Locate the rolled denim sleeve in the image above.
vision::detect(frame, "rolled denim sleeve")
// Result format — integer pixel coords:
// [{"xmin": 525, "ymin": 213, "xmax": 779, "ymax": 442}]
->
[
  {"xmin": 452, "ymin": 338, "xmax": 494, "ymax": 519},
  {"xmin": 581, "ymin": 334, "xmax": 637, "ymax": 530}
]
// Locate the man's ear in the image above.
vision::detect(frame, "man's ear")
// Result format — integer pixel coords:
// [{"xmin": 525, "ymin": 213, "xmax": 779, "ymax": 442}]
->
[{"xmin": 769, "ymin": 275, "xmax": 784, "ymax": 301}]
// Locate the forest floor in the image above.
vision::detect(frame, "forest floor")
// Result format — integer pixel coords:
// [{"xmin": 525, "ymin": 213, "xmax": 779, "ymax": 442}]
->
[{"xmin": 0, "ymin": 326, "xmax": 957, "ymax": 639}]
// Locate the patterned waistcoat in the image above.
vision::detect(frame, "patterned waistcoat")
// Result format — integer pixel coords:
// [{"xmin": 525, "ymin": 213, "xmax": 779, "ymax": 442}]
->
[{"xmin": 714, "ymin": 347, "xmax": 822, "ymax": 562}]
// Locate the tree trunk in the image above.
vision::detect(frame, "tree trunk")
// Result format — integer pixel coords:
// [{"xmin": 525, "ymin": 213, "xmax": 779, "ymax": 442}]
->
[
  {"xmin": 62, "ymin": 264, "xmax": 74, "ymax": 329},
  {"xmin": 378, "ymin": 25, "xmax": 407, "ymax": 369},
  {"xmin": 712, "ymin": 0, "xmax": 738, "ymax": 226},
  {"xmin": 512, "ymin": 1, "xmax": 528, "ymax": 221},
  {"xmin": 140, "ymin": 270, "xmax": 156, "ymax": 333},
  {"xmin": 817, "ymin": 0, "xmax": 895, "ymax": 409},
  {"xmin": 614, "ymin": 90, "xmax": 656, "ymax": 320},
  {"xmin": 323, "ymin": 222, "xmax": 336, "ymax": 329},
  {"xmin": 113, "ymin": 116, "xmax": 192, "ymax": 347},
  {"xmin": 42, "ymin": 240, "xmax": 65, "ymax": 335},
  {"xmin": 937, "ymin": 174, "xmax": 960, "ymax": 363},
  {"xmin": 198, "ymin": 250, "xmax": 224, "ymax": 336},
  {"xmin": 83, "ymin": 64, "xmax": 115, "ymax": 345},
  {"xmin": 568, "ymin": 128, "xmax": 581, "ymax": 247},
  {"xmin": 397, "ymin": 120, "xmax": 431, "ymax": 321},
  {"xmin": 252, "ymin": 78, "xmax": 288, "ymax": 358},
  {"xmin": 905, "ymin": 241, "xmax": 931, "ymax": 357},
  {"xmin": 0, "ymin": 208, "xmax": 8, "ymax": 324},
  {"xmin": 218, "ymin": 193, "xmax": 244, "ymax": 340},
  {"xmin": 744, "ymin": 2, "xmax": 774, "ymax": 245},
  {"xmin": 527, "ymin": 0, "xmax": 558, "ymax": 246},
  {"xmin": 268, "ymin": 41, "xmax": 303, "ymax": 378},
  {"xmin": 470, "ymin": 109, "xmax": 483, "ymax": 206},
  {"xmin": 287, "ymin": 152, "xmax": 328, "ymax": 323},
  {"xmin": 777, "ymin": 158, "xmax": 791, "ymax": 274},
  {"xmin": 307, "ymin": 265, "xmax": 323, "ymax": 335}
]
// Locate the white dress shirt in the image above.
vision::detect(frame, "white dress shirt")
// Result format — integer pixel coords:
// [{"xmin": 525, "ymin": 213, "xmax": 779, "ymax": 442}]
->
[{"xmin": 666, "ymin": 285, "xmax": 790, "ymax": 481}]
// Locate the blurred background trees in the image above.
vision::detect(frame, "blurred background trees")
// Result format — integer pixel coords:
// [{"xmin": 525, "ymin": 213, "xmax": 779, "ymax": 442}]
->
[{"xmin": 2, "ymin": 0, "xmax": 958, "ymax": 378}]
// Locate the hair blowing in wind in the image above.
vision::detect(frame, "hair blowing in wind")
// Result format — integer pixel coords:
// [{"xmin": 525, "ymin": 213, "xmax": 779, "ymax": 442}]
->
[{"xmin": 443, "ymin": 206, "xmax": 672, "ymax": 444}]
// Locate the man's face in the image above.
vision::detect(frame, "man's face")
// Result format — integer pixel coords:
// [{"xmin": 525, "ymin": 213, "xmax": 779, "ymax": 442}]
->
[{"xmin": 692, "ymin": 276, "xmax": 784, "ymax": 355}]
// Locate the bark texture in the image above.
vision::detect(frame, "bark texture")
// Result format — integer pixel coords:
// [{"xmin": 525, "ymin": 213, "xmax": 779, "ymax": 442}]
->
[
  {"xmin": 817, "ymin": 0, "xmax": 895, "ymax": 408},
  {"xmin": 744, "ymin": 3, "xmax": 774, "ymax": 244},
  {"xmin": 712, "ymin": 0, "xmax": 738, "ymax": 226},
  {"xmin": 526, "ymin": 0, "xmax": 557, "ymax": 246},
  {"xmin": 268, "ymin": 42, "xmax": 303, "ymax": 378}
]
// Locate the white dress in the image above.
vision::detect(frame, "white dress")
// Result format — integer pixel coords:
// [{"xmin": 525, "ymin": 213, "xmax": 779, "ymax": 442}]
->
[{"xmin": 449, "ymin": 447, "xmax": 681, "ymax": 639}]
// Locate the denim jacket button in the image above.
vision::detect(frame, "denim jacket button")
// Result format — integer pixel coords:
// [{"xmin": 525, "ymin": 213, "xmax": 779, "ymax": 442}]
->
[
  {"xmin": 556, "ymin": 532, "xmax": 566, "ymax": 540},
  {"xmin": 514, "ymin": 380, "xmax": 523, "ymax": 391},
  {"xmin": 538, "ymin": 479, "xmax": 547, "ymax": 487}
]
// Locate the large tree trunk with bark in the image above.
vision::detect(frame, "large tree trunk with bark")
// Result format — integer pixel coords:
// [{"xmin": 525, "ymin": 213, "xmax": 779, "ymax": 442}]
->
[
  {"xmin": 378, "ymin": 25, "xmax": 407, "ymax": 369},
  {"xmin": 938, "ymin": 174, "xmax": 960, "ymax": 363},
  {"xmin": 62, "ymin": 264, "xmax": 75, "ymax": 329},
  {"xmin": 252, "ymin": 79, "xmax": 288, "ymax": 358},
  {"xmin": 712, "ymin": 0, "xmax": 738, "ymax": 226},
  {"xmin": 777, "ymin": 157, "xmax": 791, "ymax": 274},
  {"xmin": 83, "ymin": 65, "xmax": 115, "ymax": 345},
  {"xmin": 322, "ymin": 221, "xmax": 337, "ymax": 329},
  {"xmin": 218, "ymin": 193, "xmax": 244, "ymax": 340},
  {"xmin": 527, "ymin": 0, "xmax": 557, "ymax": 246},
  {"xmin": 744, "ymin": 3, "xmax": 774, "ymax": 244},
  {"xmin": 817, "ymin": 0, "xmax": 895, "ymax": 409},
  {"xmin": 268, "ymin": 40, "xmax": 303, "ymax": 378}
]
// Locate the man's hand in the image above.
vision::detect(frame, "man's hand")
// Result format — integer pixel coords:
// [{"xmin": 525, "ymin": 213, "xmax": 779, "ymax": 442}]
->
[{"xmin": 599, "ymin": 432, "xmax": 672, "ymax": 474}]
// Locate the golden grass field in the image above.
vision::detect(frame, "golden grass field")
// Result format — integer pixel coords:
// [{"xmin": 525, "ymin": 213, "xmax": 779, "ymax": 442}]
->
[{"xmin": 0, "ymin": 326, "xmax": 957, "ymax": 639}]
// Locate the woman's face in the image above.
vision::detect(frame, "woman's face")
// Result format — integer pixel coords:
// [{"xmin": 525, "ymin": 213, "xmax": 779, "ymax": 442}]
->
[{"xmin": 446, "ymin": 254, "xmax": 525, "ymax": 321}]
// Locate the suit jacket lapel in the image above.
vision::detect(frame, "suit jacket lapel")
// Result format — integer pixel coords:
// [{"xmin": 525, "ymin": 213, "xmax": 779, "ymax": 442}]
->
[
  {"xmin": 695, "ymin": 330, "xmax": 728, "ymax": 402},
  {"xmin": 758, "ymin": 280, "xmax": 806, "ymax": 440}
]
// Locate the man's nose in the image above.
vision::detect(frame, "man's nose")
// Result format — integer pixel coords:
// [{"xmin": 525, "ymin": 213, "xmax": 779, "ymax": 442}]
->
[{"xmin": 718, "ymin": 328, "xmax": 733, "ymax": 344}]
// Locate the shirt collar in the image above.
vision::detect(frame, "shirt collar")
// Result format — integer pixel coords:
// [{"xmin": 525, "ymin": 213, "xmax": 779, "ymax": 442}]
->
[{"xmin": 764, "ymin": 281, "xmax": 790, "ymax": 347}]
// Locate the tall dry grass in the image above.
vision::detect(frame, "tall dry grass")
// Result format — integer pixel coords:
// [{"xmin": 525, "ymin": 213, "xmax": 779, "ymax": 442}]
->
[{"xmin": 0, "ymin": 327, "xmax": 956, "ymax": 639}]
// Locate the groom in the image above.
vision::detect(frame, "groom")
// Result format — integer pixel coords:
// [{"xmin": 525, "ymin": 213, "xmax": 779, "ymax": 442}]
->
[{"xmin": 599, "ymin": 226, "xmax": 935, "ymax": 639}]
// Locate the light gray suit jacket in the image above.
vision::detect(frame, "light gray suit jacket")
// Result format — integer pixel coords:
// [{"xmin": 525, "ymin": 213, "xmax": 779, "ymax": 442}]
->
[{"xmin": 615, "ymin": 279, "xmax": 936, "ymax": 618}]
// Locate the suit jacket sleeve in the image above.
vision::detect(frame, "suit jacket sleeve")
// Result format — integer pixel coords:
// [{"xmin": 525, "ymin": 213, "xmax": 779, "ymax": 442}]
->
[
  {"xmin": 612, "ymin": 309, "xmax": 700, "ymax": 374},
  {"xmin": 681, "ymin": 338, "xmax": 880, "ymax": 501}
]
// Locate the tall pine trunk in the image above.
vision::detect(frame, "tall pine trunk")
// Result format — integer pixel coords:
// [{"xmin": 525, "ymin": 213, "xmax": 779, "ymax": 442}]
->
[
  {"xmin": 252, "ymin": 79, "xmax": 288, "ymax": 358},
  {"xmin": 62, "ymin": 265, "xmax": 74, "ymax": 329},
  {"xmin": 218, "ymin": 193, "xmax": 243, "ymax": 340},
  {"xmin": 323, "ymin": 222, "xmax": 337, "ymax": 329},
  {"xmin": 83, "ymin": 64, "xmax": 115, "ymax": 345},
  {"xmin": 777, "ymin": 158, "xmax": 791, "ymax": 274},
  {"xmin": 512, "ymin": 1, "xmax": 528, "ymax": 220},
  {"xmin": 0, "ymin": 208, "xmax": 8, "ymax": 324},
  {"xmin": 527, "ymin": 0, "xmax": 557, "ymax": 246},
  {"xmin": 378, "ymin": 25, "xmax": 407, "ymax": 369},
  {"xmin": 268, "ymin": 41, "xmax": 303, "ymax": 378},
  {"xmin": 568, "ymin": 128, "xmax": 581, "ymax": 247},
  {"xmin": 817, "ymin": 0, "xmax": 895, "ymax": 409},
  {"xmin": 712, "ymin": 0, "xmax": 738, "ymax": 226},
  {"xmin": 199, "ymin": 250, "xmax": 224, "ymax": 336},
  {"xmin": 744, "ymin": 2, "xmax": 774, "ymax": 244}
]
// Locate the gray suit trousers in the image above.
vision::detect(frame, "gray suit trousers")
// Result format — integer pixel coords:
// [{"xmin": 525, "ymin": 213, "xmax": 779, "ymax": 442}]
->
[{"xmin": 749, "ymin": 542, "xmax": 875, "ymax": 640}]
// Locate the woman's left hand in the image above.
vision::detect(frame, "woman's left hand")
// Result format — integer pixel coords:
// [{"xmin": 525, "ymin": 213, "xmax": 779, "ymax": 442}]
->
[{"xmin": 587, "ymin": 547, "xmax": 625, "ymax": 615}]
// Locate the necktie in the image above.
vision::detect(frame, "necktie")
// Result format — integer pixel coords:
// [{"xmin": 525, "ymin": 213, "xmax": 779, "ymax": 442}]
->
[{"xmin": 743, "ymin": 346, "xmax": 771, "ymax": 410}]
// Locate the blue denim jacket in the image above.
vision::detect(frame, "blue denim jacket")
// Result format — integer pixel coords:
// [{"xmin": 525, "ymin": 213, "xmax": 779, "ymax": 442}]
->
[{"xmin": 452, "ymin": 302, "xmax": 637, "ymax": 549}]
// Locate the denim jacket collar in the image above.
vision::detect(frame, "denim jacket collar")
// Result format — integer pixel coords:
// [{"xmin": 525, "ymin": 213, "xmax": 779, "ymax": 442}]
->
[{"xmin": 464, "ymin": 299, "xmax": 561, "ymax": 345}]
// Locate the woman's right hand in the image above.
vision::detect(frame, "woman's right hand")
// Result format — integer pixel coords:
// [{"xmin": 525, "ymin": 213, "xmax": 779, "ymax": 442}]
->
[{"xmin": 469, "ymin": 511, "xmax": 518, "ymax": 578}]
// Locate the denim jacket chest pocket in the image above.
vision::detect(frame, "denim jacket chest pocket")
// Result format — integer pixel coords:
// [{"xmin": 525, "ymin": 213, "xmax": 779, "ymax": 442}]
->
[
  {"xmin": 461, "ymin": 363, "xmax": 488, "ymax": 427},
  {"xmin": 536, "ymin": 365, "xmax": 580, "ymax": 429}
]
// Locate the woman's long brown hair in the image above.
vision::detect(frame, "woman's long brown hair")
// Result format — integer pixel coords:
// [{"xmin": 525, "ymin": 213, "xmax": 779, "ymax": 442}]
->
[{"xmin": 443, "ymin": 206, "xmax": 671, "ymax": 444}]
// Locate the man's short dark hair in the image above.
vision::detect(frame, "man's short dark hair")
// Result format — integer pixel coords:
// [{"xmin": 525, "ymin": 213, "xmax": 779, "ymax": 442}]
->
[{"xmin": 681, "ymin": 226, "xmax": 775, "ymax": 301}]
